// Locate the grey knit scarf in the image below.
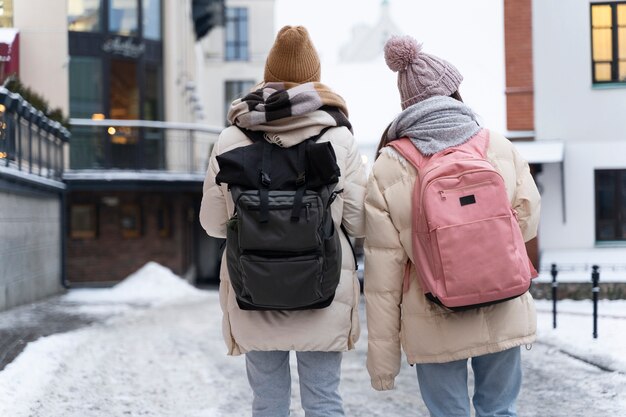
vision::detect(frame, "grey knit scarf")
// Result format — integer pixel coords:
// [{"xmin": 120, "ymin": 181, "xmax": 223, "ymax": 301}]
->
[{"xmin": 387, "ymin": 96, "xmax": 481, "ymax": 156}]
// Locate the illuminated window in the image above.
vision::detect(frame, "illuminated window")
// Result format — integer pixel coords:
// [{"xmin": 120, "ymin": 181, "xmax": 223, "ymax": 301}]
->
[
  {"xmin": 595, "ymin": 170, "xmax": 626, "ymax": 241},
  {"xmin": 0, "ymin": 0, "xmax": 13, "ymax": 27},
  {"xmin": 591, "ymin": 2, "xmax": 626, "ymax": 83}
]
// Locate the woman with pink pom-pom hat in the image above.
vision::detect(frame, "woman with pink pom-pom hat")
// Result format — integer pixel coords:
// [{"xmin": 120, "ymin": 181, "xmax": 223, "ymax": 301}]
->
[{"xmin": 363, "ymin": 35, "xmax": 541, "ymax": 417}]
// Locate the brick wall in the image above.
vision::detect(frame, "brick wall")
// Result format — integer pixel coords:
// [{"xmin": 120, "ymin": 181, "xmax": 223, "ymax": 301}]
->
[
  {"xmin": 504, "ymin": 0, "xmax": 534, "ymax": 131},
  {"xmin": 67, "ymin": 191, "xmax": 197, "ymax": 284}
]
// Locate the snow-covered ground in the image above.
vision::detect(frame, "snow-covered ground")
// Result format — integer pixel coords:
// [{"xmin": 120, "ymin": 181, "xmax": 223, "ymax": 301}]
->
[{"xmin": 0, "ymin": 263, "xmax": 625, "ymax": 416}]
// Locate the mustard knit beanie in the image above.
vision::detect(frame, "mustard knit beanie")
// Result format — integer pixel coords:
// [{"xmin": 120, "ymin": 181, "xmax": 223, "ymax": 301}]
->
[{"xmin": 264, "ymin": 25, "xmax": 321, "ymax": 84}]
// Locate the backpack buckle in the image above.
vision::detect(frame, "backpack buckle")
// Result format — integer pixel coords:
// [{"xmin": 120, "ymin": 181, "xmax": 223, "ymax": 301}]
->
[
  {"xmin": 260, "ymin": 171, "xmax": 271, "ymax": 187},
  {"xmin": 296, "ymin": 172, "xmax": 306, "ymax": 186}
]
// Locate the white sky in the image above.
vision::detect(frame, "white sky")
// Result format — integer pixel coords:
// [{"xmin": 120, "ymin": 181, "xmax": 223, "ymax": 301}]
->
[{"xmin": 274, "ymin": 0, "xmax": 507, "ymax": 147}]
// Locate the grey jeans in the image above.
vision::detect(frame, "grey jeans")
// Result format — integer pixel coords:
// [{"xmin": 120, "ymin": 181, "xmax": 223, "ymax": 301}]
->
[{"xmin": 245, "ymin": 350, "xmax": 345, "ymax": 417}]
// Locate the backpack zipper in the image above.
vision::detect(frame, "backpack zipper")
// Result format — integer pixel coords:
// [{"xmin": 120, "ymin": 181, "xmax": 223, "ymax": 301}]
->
[
  {"xmin": 421, "ymin": 168, "xmax": 504, "ymax": 207},
  {"xmin": 438, "ymin": 180, "xmax": 494, "ymax": 200}
]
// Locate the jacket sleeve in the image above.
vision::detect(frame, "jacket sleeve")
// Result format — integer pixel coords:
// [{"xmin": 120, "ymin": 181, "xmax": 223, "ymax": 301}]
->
[
  {"xmin": 364, "ymin": 166, "xmax": 406, "ymax": 391},
  {"xmin": 340, "ymin": 134, "xmax": 367, "ymax": 238},
  {"xmin": 200, "ymin": 139, "xmax": 229, "ymax": 239},
  {"xmin": 510, "ymin": 144, "xmax": 541, "ymax": 242}
]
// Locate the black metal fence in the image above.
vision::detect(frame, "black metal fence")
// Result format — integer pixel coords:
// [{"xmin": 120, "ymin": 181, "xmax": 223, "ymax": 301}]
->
[
  {"xmin": 544, "ymin": 263, "xmax": 626, "ymax": 339},
  {"xmin": 0, "ymin": 87, "xmax": 70, "ymax": 182}
]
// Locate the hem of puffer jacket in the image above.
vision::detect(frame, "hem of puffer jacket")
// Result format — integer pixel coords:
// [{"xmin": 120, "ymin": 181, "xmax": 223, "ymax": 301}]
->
[{"xmin": 371, "ymin": 376, "xmax": 395, "ymax": 391}]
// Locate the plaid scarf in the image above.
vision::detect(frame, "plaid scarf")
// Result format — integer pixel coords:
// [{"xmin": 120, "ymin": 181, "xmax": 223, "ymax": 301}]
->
[{"xmin": 227, "ymin": 82, "xmax": 352, "ymax": 148}]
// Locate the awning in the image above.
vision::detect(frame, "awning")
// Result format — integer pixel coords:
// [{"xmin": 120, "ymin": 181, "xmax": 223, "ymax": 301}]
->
[
  {"xmin": 511, "ymin": 139, "xmax": 567, "ymax": 222},
  {"xmin": 512, "ymin": 140, "xmax": 564, "ymax": 164}
]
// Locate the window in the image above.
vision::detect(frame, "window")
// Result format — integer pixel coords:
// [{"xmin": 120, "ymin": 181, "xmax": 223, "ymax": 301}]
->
[
  {"xmin": 224, "ymin": 80, "xmax": 255, "ymax": 124},
  {"xmin": 110, "ymin": 59, "xmax": 139, "ymax": 120},
  {"xmin": 157, "ymin": 204, "xmax": 171, "ymax": 237},
  {"xmin": 109, "ymin": 0, "xmax": 138, "ymax": 36},
  {"xmin": 591, "ymin": 2, "xmax": 626, "ymax": 83},
  {"xmin": 225, "ymin": 7, "xmax": 248, "ymax": 61},
  {"xmin": 120, "ymin": 203, "xmax": 142, "ymax": 238},
  {"xmin": 68, "ymin": 0, "xmax": 101, "ymax": 32},
  {"xmin": 595, "ymin": 169, "xmax": 626, "ymax": 241},
  {"xmin": 0, "ymin": 0, "xmax": 13, "ymax": 28},
  {"xmin": 142, "ymin": 0, "xmax": 161, "ymax": 40},
  {"xmin": 70, "ymin": 204, "xmax": 98, "ymax": 239},
  {"xmin": 69, "ymin": 57, "xmax": 105, "ymax": 169},
  {"xmin": 69, "ymin": 57, "xmax": 103, "ymax": 119}
]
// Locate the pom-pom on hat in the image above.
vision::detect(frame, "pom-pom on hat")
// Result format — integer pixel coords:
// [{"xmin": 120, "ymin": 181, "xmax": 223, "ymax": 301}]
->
[
  {"xmin": 384, "ymin": 35, "xmax": 463, "ymax": 109},
  {"xmin": 264, "ymin": 25, "xmax": 321, "ymax": 84}
]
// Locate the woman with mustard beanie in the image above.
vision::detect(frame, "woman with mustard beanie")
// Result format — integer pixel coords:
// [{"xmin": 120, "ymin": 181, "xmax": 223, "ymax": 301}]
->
[
  {"xmin": 364, "ymin": 35, "xmax": 541, "ymax": 417},
  {"xmin": 200, "ymin": 26, "xmax": 366, "ymax": 417}
]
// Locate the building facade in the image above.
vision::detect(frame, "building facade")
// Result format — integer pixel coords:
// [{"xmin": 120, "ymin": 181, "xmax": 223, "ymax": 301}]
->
[
  {"xmin": 532, "ymin": 0, "xmax": 626, "ymax": 264},
  {"xmin": 2, "ymin": 0, "xmax": 275, "ymax": 289}
]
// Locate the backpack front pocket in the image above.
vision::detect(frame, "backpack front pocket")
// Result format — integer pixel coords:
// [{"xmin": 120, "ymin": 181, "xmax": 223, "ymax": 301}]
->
[
  {"xmin": 435, "ymin": 215, "xmax": 524, "ymax": 301},
  {"xmin": 240, "ymin": 254, "xmax": 324, "ymax": 309},
  {"xmin": 237, "ymin": 192, "xmax": 323, "ymax": 252}
]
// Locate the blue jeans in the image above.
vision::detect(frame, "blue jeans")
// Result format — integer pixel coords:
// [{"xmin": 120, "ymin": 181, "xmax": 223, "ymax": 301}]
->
[
  {"xmin": 245, "ymin": 350, "xmax": 344, "ymax": 417},
  {"xmin": 415, "ymin": 347, "xmax": 522, "ymax": 417}
]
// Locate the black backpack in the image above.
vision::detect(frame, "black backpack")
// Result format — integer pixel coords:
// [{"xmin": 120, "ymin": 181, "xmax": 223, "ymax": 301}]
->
[{"xmin": 215, "ymin": 127, "xmax": 343, "ymax": 311}]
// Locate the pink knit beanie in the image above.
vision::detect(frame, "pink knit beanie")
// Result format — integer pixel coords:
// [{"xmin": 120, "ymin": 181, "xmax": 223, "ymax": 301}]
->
[{"xmin": 384, "ymin": 35, "xmax": 463, "ymax": 109}]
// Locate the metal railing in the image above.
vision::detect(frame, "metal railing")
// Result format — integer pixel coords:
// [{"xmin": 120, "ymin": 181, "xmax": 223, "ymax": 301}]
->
[
  {"xmin": 0, "ymin": 88, "xmax": 70, "ymax": 182},
  {"xmin": 68, "ymin": 119, "xmax": 222, "ymax": 174}
]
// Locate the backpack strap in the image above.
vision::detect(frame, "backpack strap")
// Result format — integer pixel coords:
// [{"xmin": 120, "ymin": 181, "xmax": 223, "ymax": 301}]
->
[
  {"xmin": 290, "ymin": 141, "xmax": 307, "ymax": 221},
  {"xmin": 388, "ymin": 138, "xmax": 426, "ymax": 169},
  {"xmin": 457, "ymin": 128, "xmax": 490, "ymax": 158},
  {"xmin": 237, "ymin": 126, "xmax": 265, "ymax": 142},
  {"xmin": 259, "ymin": 141, "xmax": 272, "ymax": 222},
  {"xmin": 289, "ymin": 126, "xmax": 334, "ymax": 221}
]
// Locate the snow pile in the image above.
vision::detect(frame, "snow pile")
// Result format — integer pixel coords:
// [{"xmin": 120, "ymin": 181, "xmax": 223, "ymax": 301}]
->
[
  {"xmin": 64, "ymin": 262, "xmax": 208, "ymax": 307},
  {"xmin": 535, "ymin": 299, "xmax": 626, "ymax": 373}
]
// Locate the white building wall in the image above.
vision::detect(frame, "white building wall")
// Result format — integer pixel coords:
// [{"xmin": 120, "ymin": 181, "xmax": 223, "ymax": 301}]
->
[
  {"xmin": 13, "ymin": 0, "xmax": 69, "ymax": 115},
  {"xmin": 198, "ymin": 0, "xmax": 275, "ymax": 127},
  {"xmin": 163, "ymin": 0, "xmax": 199, "ymax": 124},
  {"xmin": 533, "ymin": 0, "xmax": 626, "ymax": 250}
]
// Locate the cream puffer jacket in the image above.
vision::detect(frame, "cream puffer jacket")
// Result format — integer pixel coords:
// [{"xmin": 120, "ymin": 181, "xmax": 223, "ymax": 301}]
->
[
  {"xmin": 200, "ymin": 125, "xmax": 366, "ymax": 355},
  {"xmin": 364, "ymin": 130, "xmax": 541, "ymax": 391}
]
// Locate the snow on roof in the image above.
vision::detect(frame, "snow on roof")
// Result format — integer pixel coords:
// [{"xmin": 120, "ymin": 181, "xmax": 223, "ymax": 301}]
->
[
  {"xmin": 0, "ymin": 28, "xmax": 18, "ymax": 45},
  {"xmin": 64, "ymin": 262, "xmax": 207, "ymax": 306},
  {"xmin": 513, "ymin": 140, "xmax": 564, "ymax": 164}
]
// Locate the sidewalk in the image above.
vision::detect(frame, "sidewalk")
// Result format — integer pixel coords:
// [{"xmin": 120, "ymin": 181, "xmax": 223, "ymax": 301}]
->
[
  {"xmin": 0, "ymin": 263, "xmax": 625, "ymax": 416},
  {"xmin": 0, "ymin": 296, "xmax": 94, "ymax": 371}
]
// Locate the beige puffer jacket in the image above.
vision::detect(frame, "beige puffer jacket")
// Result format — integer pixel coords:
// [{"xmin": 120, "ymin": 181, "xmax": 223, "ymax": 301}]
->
[
  {"xmin": 364, "ymin": 130, "xmax": 541, "ymax": 391},
  {"xmin": 200, "ymin": 125, "xmax": 366, "ymax": 355}
]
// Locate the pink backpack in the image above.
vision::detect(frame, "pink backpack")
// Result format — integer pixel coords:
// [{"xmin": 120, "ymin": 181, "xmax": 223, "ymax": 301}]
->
[{"xmin": 388, "ymin": 129, "xmax": 536, "ymax": 310}]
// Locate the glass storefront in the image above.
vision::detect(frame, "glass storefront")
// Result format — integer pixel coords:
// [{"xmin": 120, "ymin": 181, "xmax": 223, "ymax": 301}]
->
[{"xmin": 68, "ymin": 0, "xmax": 163, "ymax": 170}]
